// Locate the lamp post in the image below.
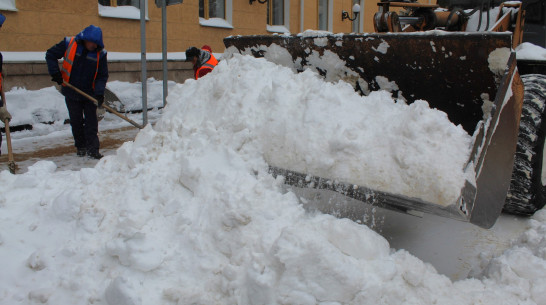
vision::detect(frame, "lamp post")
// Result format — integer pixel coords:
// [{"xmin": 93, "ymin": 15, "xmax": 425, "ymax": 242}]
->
[{"xmin": 342, "ymin": 3, "xmax": 360, "ymax": 21}]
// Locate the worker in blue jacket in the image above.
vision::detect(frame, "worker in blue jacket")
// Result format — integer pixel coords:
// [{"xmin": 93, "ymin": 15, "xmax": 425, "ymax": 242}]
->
[{"xmin": 46, "ymin": 25, "xmax": 108, "ymax": 159}]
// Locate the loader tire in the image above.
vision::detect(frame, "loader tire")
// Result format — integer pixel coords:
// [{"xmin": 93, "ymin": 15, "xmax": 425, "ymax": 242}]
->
[{"xmin": 504, "ymin": 74, "xmax": 546, "ymax": 216}]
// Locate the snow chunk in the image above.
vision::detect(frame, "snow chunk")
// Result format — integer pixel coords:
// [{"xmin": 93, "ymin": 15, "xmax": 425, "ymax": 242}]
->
[
  {"xmin": 488, "ymin": 47, "xmax": 511, "ymax": 76},
  {"xmin": 375, "ymin": 75, "xmax": 399, "ymax": 93},
  {"xmin": 298, "ymin": 30, "xmax": 333, "ymax": 37},
  {"xmin": 105, "ymin": 277, "xmax": 142, "ymax": 305},
  {"xmin": 373, "ymin": 40, "xmax": 390, "ymax": 54},
  {"xmin": 313, "ymin": 37, "xmax": 328, "ymax": 47},
  {"xmin": 516, "ymin": 42, "xmax": 546, "ymax": 61}
]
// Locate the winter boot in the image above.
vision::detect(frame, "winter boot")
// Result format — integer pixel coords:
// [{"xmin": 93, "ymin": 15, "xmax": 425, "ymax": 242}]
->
[
  {"xmin": 77, "ymin": 148, "xmax": 87, "ymax": 157},
  {"xmin": 87, "ymin": 151, "xmax": 103, "ymax": 160}
]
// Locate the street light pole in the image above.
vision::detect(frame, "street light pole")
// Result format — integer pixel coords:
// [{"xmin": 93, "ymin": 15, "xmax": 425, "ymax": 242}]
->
[
  {"xmin": 140, "ymin": 0, "xmax": 148, "ymax": 126},
  {"xmin": 162, "ymin": 0, "xmax": 168, "ymax": 107}
]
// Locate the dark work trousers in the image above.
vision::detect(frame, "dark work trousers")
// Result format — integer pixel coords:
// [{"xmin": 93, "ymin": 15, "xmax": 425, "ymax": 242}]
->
[{"xmin": 65, "ymin": 97, "xmax": 99, "ymax": 153}]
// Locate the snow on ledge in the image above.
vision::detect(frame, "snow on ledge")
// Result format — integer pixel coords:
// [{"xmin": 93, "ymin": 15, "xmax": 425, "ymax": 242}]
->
[
  {"xmin": 267, "ymin": 25, "xmax": 290, "ymax": 34},
  {"xmin": 98, "ymin": 4, "xmax": 148, "ymax": 21},
  {"xmin": 1, "ymin": 52, "xmax": 45, "ymax": 62},
  {"xmin": 199, "ymin": 17, "xmax": 233, "ymax": 29},
  {"xmin": 0, "ymin": 0, "xmax": 16, "ymax": 11},
  {"xmin": 516, "ymin": 42, "xmax": 546, "ymax": 61}
]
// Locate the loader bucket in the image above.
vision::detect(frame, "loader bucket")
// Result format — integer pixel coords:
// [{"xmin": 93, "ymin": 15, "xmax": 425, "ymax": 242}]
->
[{"xmin": 224, "ymin": 32, "xmax": 524, "ymax": 228}]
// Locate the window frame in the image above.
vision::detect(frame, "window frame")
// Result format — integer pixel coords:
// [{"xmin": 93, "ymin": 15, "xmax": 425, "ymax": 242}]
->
[
  {"xmin": 98, "ymin": 0, "xmax": 149, "ymax": 20},
  {"xmin": 267, "ymin": 0, "xmax": 290, "ymax": 33},
  {"xmin": 199, "ymin": 0, "xmax": 233, "ymax": 29},
  {"xmin": 0, "ymin": 0, "xmax": 17, "ymax": 11}
]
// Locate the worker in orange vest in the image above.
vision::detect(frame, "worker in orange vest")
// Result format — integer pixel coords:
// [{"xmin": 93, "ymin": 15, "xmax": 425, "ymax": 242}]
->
[
  {"xmin": 0, "ymin": 13, "xmax": 12, "ymax": 156},
  {"xmin": 185, "ymin": 45, "xmax": 218, "ymax": 80},
  {"xmin": 46, "ymin": 25, "xmax": 109, "ymax": 159}
]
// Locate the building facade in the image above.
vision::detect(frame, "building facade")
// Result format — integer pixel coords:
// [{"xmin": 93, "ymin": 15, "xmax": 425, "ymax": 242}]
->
[{"xmin": 0, "ymin": 0, "xmax": 388, "ymax": 53}]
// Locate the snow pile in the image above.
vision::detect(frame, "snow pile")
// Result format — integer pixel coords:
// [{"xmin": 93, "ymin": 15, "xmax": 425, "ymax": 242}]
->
[
  {"xmin": 4, "ymin": 86, "xmax": 68, "ymax": 126},
  {"xmin": 4, "ymin": 79, "xmax": 169, "ymax": 127},
  {"xmin": 184, "ymin": 53, "xmax": 472, "ymax": 205},
  {"xmin": 2, "ymin": 54, "xmax": 544, "ymax": 305},
  {"xmin": 106, "ymin": 79, "xmax": 176, "ymax": 111},
  {"xmin": 474, "ymin": 210, "xmax": 546, "ymax": 304},
  {"xmin": 516, "ymin": 42, "xmax": 546, "ymax": 61}
]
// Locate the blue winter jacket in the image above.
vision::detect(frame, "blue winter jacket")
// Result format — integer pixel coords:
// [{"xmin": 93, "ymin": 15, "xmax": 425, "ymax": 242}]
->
[{"xmin": 45, "ymin": 25, "xmax": 108, "ymax": 100}]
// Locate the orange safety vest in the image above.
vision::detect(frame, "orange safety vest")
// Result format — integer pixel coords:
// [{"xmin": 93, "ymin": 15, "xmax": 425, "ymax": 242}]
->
[
  {"xmin": 195, "ymin": 52, "xmax": 218, "ymax": 80},
  {"xmin": 60, "ymin": 37, "xmax": 100, "ymax": 88}
]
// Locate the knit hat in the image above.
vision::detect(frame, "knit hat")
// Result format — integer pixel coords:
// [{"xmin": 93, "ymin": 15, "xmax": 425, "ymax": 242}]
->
[{"xmin": 185, "ymin": 47, "xmax": 200, "ymax": 61}]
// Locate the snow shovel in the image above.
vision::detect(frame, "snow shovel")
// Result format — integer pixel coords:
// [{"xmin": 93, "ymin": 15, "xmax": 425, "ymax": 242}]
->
[
  {"xmin": 1, "ymin": 90, "xmax": 16, "ymax": 174},
  {"xmin": 63, "ymin": 81, "xmax": 143, "ymax": 129}
]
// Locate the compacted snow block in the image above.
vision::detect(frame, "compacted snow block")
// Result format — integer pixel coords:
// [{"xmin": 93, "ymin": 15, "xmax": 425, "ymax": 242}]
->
[{"xmin": 225, "ymin": 32, "xmax": 524, "ymax": 228}]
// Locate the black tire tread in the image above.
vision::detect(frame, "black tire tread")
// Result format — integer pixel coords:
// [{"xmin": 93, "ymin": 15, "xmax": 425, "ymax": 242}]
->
[{"xmin": 504, "ymin": 74, "xmax": 546, "ymax": 215}]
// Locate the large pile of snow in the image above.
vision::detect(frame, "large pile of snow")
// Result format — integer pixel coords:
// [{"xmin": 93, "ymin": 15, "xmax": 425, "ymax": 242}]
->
[
  {"xmin": 190, "ymin": 53, "xmax": 472, "ymax": 206},
  {"xmin": 1, "ymin": 54, "xmax": 544, "ymax": 304}
]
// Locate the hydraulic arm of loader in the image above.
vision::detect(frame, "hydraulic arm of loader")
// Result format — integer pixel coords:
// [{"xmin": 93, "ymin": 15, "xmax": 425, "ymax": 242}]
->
[{"xmin": 224, "ymin": 32, "xmax": 524, "ymax": 228}]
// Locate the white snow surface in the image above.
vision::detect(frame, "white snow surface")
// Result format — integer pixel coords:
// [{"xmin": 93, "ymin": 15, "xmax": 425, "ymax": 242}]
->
[
  {"xmin": 4, "ymin": 78, "xmax": 170, "ymax": 127},
  {"xmin": 1, "ymin": 54, "xmax": 545, "ymax": 305},
  {"xmin": 516, "ymin": 42, "xmax": 546, "ymax": 61},
  {"xmin": 196, "ymin": 53, "xmax": 472, "ymax": 205},
  {"xmin": 98, "ymin": 4, "xmax": 143, "ymax": 20}
]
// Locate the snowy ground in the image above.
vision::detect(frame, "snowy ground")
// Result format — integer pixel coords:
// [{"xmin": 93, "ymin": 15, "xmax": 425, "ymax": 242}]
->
[
  {"xmin": 0, "ymin": 78, "xmax": 171, "ymax": 173},
  {"xmin": 0, "ymin": 54, "xmax": 545, "ymax": 304}
]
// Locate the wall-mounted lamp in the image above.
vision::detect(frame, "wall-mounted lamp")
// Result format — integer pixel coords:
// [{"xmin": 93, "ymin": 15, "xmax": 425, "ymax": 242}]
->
[
  {"xmin": 249, "ymin": 0, "xmax": 267, "ymax": 4},
  {"xmin": 341, "ymin": 3, "xmax": 360, "ymax": 21}
]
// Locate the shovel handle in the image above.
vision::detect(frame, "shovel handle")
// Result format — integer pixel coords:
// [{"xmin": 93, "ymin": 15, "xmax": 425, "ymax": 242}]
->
[
  {"xmin": 2, "ymin": 90, "xmax": 16, "ymax": 174},
  {"xmin": 4, "ymin": 119, "xmax": 13, "ymax": 163},
  {"xmin": 63, "ymin": 81, "xmax": 144, "ymax": 129}
]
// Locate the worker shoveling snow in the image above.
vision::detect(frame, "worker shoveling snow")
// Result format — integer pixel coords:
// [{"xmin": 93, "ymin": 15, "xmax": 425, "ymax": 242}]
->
[{"xmin": 0, "ymin": 54, "xmax": 544, "ymax": 305}]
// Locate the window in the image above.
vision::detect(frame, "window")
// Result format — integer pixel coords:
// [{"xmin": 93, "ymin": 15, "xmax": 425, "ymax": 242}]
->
[
  {"xmin": 99, "ymin": 0, "xmax": 141, "ymax": 8},
  {"xmin": 199, "ymin": 0, "xmax": 233, "ymax": 29},
  {"xmin": 0, "ymin": 0, "xmax": 17, "ymax": 11},
  {"xmin": 98, "ymin": 0, "xmax": 148, "ymax": 20},
  {"xmin": 199, "ymin": 0, "xmax": 225, "ymax": 19},
  {"xmin": 267, "ymin": 0, "xmax": 289, "ymax": 33},
  {"xmin": 267, "ymin": 0, "xmax": 283, "ymax": 26},
  {"xmin": 318, "ymin": 0, "xmax": 328, "ymax": 31}
]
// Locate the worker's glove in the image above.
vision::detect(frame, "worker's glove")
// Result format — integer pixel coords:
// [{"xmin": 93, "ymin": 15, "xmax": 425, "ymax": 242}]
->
[
  {"xmin": 51, "ymin": 72, "xmax": 63, "ymax": 85},
  {"xmin": 0, "ymin": 106, "xmax": 12, "ymax": 122},
  {"xmin": 95, "ymin": 95, "xmax": 104, "ymax": 108}
]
